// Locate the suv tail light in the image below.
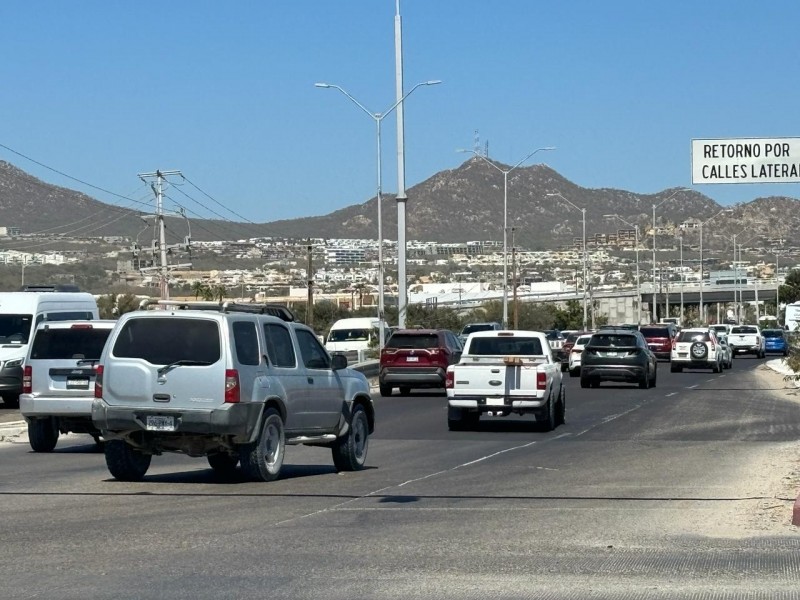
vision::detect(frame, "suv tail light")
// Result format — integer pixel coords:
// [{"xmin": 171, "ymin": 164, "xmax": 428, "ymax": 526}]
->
[
  {"xmin": 445, "ymin": 368, "xmax": 454, "ymax": 389},
  {"xmin": 536, "ymin": 372, "xmax": 547, "ymax": 391},
  {"xmin": 224, "ymin": 369, "xmax": 240, "ymax": 403},
  {"xmin": 94, "ymin": 365, "xmax": 104, "ymax": 399},
  {"xmin": 22, "ymin": 365, "xmax": 32, "ymax": 394}
]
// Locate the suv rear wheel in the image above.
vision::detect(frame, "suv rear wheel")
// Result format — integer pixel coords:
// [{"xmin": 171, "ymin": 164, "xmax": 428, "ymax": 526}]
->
[
  {"xmin": 332, "ymin": 404, "xmax": 369, "ymax": 471},
  {"xmin": 104, "ymin": 440, "xmax": 152, "ymax": 482},
  {"xmin": 379, "ymin": 383, "xmax": 392, "ymax": 396},
  {"xmin": 29, "ymin": 417, "xmax": 59, "ymax": 452},
  {"xmin": 207, "ymin": 452, "xmax": 240, "ymax": 477},
  {"xmin": 240, "ymin": 408, "xmax": 285, "ymax": 482}
]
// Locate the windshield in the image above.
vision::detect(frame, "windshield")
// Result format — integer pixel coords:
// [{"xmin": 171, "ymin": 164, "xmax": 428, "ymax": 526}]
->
[
  {"xmin": 575, "ymin": 335, "xmax": 592, "ymax": 345},
  {"xmin": 113, "ymin": 318, "xmax": 221, "ymax": 365},
  {"xmin": 462, "ymin": 324, "xmax": 496, "ymax": 335},
  {"xmin": 328, "ymin": 328, "xmax": 371, "ymax": 343},
  {"xmin": 468, "ymin": 336, "xmax": 543, "ymax": 355},
  {"xmin": 544, "ymin": 330, "xmax": 562, "ymax": 340},
  {"xmin": 731, "ymin": 326, "xmax": 758, "ymax": 334},
  {"xmin": 589, "ymin": 334, "xmax": 637, "ymax": 347},
  {"xmin": 0, "ymin": 314, "xmax": 34, "ymax": 344},
  {"xmin": 30, "ymin": 327, "xmax": 111, "ymax": 360},
  {"xmin": 678, "ymin": 331, "xmax": 710, "ymax": 342},
  {"xmin": 385, "ymin": 334, "xmax": 439, "ymax": 349},
  {"xmin": 639, "ymin": 327, "xmax": 670, "ymax": 338},
  {"xmin": 762, "ymin": 329, "xmax": 784, "ymax": 338}
]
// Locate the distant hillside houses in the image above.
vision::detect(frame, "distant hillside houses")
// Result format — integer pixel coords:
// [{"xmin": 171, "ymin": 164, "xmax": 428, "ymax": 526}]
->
[{"xmin": 0, "ymin": 249, "xmax": 69, "ymax": 265}]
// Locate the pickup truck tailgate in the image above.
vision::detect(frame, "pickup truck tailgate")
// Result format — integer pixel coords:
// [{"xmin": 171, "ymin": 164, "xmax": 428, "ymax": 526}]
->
[{"xmin": 450, "ymin": 356, "xmax": 547, "ymax": 398}]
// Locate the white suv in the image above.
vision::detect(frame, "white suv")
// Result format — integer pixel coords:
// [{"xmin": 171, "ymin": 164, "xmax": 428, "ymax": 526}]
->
[
  {"xmin": 670, "ymin": 328, "xmax": 723, "ymax": 373},
  {"xmin": 20, "ymin": 320, "xmax": 116, "ymax": 451}
]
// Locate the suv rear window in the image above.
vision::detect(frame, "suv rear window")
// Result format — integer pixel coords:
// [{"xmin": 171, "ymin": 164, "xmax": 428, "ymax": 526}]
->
[
  {"xmin": 386, "ymin": 333, "xmax": 439, "ymax": 349},
  {"xmin": 113, "ymin": 318, "xmax": 221, "ymax": 365},
  {"xmin": 589, "ymin": 334, "xmax": 637, "ymax": 347},
  {"xmin": 30, "ymin": 327, "xmax": 111, "ymax": 360},
  {"xmin": 678, "ymin": 331, "xmax": 710, "ymax": 342},
  {"xmin": 468, "ymin": 337, "xmax": 543, "ymax": 355},
  {"xmin": 762, "ymin": 329, "xmax": 784, "ymax": 338},
  {"xmin": 639, "ymin": 327, "xmax": 671, "ymax": 337}
]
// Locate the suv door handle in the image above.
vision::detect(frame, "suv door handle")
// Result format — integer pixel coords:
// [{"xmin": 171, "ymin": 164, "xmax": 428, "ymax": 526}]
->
[{"xmin": 307, "ymin": 377, "xmax": 314, "ymax": 384}]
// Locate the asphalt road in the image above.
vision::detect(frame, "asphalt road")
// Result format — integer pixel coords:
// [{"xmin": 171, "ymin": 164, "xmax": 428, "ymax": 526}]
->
[{"xmin": 1, "ymin": 356, "xmax": 799, "ymax": 599}]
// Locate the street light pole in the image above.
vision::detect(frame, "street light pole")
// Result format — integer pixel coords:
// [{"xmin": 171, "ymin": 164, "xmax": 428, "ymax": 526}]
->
[
  {"xmin": 698, "ymin": 208, "xmax": 732, "ymax": 324},
  {"xmin": 605, "ymin": 214, "xmax": 641, "ymax": 325},
  {"xmin": 650, "ymin": 188, "xmax": 690, "ymax": 322},
  {"xmin": 679, "ymin": 234, "xmax": 684, "ymax": 325},
  {"xmin": 547, "ymin": 192, "xmax": 587, "ymax": 331},
  {"xmin": 316, "ymin": 80, "xmax": 441, "ymax": 349},
  {"xmin": 458, "ymin": 147, "xmax": 555, "ymax": 328}
]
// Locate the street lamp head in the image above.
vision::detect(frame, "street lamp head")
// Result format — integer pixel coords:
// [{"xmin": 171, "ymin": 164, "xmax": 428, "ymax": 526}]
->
[
  {"xmin": 424, "ymin": 80, "xmax": 443, "ymax": 86},
  {"xmin": 314, "ymin": 83, "xmax": 331, "ymax": 88}
]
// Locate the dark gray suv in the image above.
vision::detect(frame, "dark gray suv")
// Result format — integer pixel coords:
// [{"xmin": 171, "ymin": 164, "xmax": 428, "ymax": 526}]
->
[{"xmin": 580, "ymin": 328, "xmax": 657, "ymax": 389}]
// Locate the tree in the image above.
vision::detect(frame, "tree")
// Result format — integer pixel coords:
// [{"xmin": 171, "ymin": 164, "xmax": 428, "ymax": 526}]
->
[
  {"xmin": 779, "ymin": 269, "xmax": 800, "ymax": 305},
  {"xmin": 97, "ymin": 293, "xmax": 116, "ymax": 319},
  {"xmin": 191, "ymin": 281, "xmax": 206, "ymax": 300}
]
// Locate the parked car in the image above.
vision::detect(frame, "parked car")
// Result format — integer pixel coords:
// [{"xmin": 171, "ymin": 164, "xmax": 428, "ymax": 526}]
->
[
  {"xmin": 20, "ymin": 320, "xmax": 116, "ymax": 452},
  {"xmin": 709, "ymin": 323, "xmax": 731, "ymax": 338},
  {"xmin": 670, "ymin": 328, "xmax": 723, "ymax": 372},
  {"xmin": 717, "ymin": 334, "xmax": 734, "ymax": 369},
  {"xmin": 567, "ymin": 333, "xmax": 592, "ymax": 377},
  {"xmin": 457, "ymin": 322, "xmax": 501, "ymax": 345},
  {"xmin": 580, "ymin": 328, "xmax": 657, "ymax": 389},
  {"xmin": 92, "ymin": 301, "xmax": 374, "ymax": 482},
  {"xmin": 639, "ymin": 324, "xmax": 678, "ymax": 360},
  {"xmin": 762, "ymin": 328, "xmax": 790, "ymax": 356},
  {"xmin": 560, "ymin": 331, "xmax": 591, "ymax": 371},
  {"xmin": 379, "ymin": 328, "xmax": 463, "ymax": 396}
]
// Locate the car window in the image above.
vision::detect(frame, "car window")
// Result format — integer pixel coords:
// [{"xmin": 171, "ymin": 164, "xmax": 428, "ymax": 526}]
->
[
  {"xmin": 328, "ymin": 328, "xmax": 371, "ymax": 342},
  {"xmin": 730, "ymin": 326, "xmax": 758, "ymax": 334},
  {"xmin": 295, "ymin": 329, "xmax": 331, "ymax": 369},
  {"xmin": 461, "ymin": 324, "xmax": 497, "ymax": 335},
  {"xmin": 468, "ymin": 336, "xmax": 544, "ymax": 355},
  {"xmin": 113, "ymin": 318, "xmax": 221, "ymax": 365},
  {"xmin": 386, "ymin": 333, "xmax": 440, "ymax": 349},
  {"xmin": 678, "ymin": 331, "xmax": 710, "ymax": 343},
  {"xmin": 0, "ymin": 314, "xmax": 34, "ymax": 344},
  {"xmin": 45, "ymin": 311, "xmax": 95, "ymax": 322},
  {"xmin": 29, "ymin": 327, "xmax": 111, "ymax": 360},
  {"xmin": 576, "ymin": 335, "xmax": 592, "ymax": 345},
  {"xmin": 263, "ymin": 323, "xmax": 297, "ymax": 368},
  {"xmin": 589, "ymin": 334, "xmax": 637, "ymax": 347},
  {"xmin": 762, "ymin": 329, "xmax": 784, "ymax": 338},
  {"xmin": 232, "ymin": 321, "xmax": 260, "ymax": 366},
  {"xmin": 639, "ymin": 327, "xmax": 671, "ymax": 337}
]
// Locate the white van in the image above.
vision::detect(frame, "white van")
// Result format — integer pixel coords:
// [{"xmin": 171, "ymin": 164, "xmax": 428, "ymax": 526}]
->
[
  {"xmin": 0, "ymin": 285, "xmax": 99, "ymax": 408},
  {"xmin": 324, "ymin": 317, "xmax": 387, "ymax": 364}
]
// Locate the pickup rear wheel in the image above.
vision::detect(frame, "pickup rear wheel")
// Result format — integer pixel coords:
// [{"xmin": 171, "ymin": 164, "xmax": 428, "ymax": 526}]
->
[
  {"xmin": 28, "ymin": 417, "xmax": 59, "ymax": 452},
  {"xmin": 379, "ymin": 383, "xmax": 392, "ymax": 397},
  {"xmin": 240, "ymin": 408, "xmax": 285, "ymax": 482},
  {"xmin": 104, "ymin": 440, "xmax": 151, "ymax": 482},
  {"xmin": 539, "ymin": 395, "xmax": 556, "ymax": 432},
  {"xmin": 332, "ymin": 404, "xmax": 369, "ymax": 471}
]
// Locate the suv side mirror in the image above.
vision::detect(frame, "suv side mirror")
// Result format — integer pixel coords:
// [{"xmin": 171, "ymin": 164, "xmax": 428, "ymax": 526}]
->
[{"xmin": 331, "ymin": 353, "xmax": 348, "ymax": 370}]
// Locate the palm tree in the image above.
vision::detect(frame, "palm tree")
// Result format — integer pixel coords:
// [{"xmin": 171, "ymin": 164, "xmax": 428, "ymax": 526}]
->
[{"xmin": 190, "ymin": 280, "xmax": 206, "ymax": 300}]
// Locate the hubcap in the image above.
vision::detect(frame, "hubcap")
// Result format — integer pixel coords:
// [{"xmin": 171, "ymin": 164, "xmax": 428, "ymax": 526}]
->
[
  {"xmin": 353, "ymin": 414, "xmax": 367, "ymax": 460},
  {"xmin": 263, "ymin": 421, "xmax": 282, "ymax": 467}
]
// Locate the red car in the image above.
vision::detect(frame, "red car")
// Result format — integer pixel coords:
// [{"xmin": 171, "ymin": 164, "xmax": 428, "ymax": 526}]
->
[
  {"xmin": 560, "ymin": 331, "xmax": 592, "ymax": 371},
  {"xmin": 639, "ymin": 324, "xmax": 678, "ymax": 360}
]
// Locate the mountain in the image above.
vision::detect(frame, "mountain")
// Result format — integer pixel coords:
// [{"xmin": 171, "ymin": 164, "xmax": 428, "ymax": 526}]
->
[{"xmin": 0, "ymin": 158, "xmax": 797, "ymax": 249}]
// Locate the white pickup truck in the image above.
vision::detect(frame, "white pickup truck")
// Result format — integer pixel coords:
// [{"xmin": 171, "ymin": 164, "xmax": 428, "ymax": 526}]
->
[
  {"xmin": 728, "ymin": 324, "xmax": 765, "ymax": 358},
  {"xmin": 445, "ymin": 330, "xmax": 565, "ymax": 431}
]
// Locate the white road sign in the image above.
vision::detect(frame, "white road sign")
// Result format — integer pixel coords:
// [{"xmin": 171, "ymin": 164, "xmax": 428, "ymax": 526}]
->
[{"xmin": 691, "ymin": 137, "xmax": 800, "ymax": 184}]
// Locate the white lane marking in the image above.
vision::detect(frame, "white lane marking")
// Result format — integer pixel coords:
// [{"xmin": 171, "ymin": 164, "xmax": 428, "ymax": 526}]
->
[
  {"xmin": 665, "ymin": 392, "xmax": 677, "ymax": 397},
  {"xmin": 273, "ymin": 439, "xmax": 541, "ymax": 526},
  {"xmin": 687, "ymin": 384, "xmax": 699, "ymax": 389},
  {"xmin": 572, "ymin": 403, "xmax": 644, "ymax": 437}
]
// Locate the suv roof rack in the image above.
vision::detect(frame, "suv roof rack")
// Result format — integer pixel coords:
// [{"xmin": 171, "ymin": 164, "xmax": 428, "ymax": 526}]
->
[
  {"xmin": 138, "ymin": 299, "xmax": 297, "ymax": 322},
  {"xmin": 18, "ymin": 283, "xmax": 82, "ymax": 293}
]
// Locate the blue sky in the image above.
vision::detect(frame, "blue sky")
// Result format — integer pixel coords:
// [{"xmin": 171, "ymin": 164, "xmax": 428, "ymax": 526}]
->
[{"xmin": 2, "ymin": 0, "xmax": 800, "ymax": 226}]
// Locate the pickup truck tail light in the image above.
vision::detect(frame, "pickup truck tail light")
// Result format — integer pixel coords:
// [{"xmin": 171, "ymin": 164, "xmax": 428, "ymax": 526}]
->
[
  {"xmin": 22, "ymin": 365, "xmax": 32, "ymax": 394},
  {"xmin": 94, "ymin": 365, "xmax": 104, "ymax": 399},
  {"xmin": 536, "ymin": 372, "xmax": 547, "ymax": 391},
  {"xmin": 224, "ymin": 369, "xmax": 240, "ymax": 403},
  {"xmin": 445, "ymin": 368, "xmax": 454, "ymax": 389}
]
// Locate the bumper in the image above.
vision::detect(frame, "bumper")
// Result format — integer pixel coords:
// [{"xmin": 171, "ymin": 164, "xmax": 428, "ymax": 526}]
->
[
  {"xmin": 20, "ymin": 394, "xmax": 94, "ymax": 418},
  {"xmin": 91, "ymin": 399, "xmax": 264, "ymax": 442},
  {"xmin": 0, "ymin": 368, "xmax": 23, "ymax": 394},
  {"xmin": 582, "ymin": 365, "xmax": 645, "ymax": 382},
  {"xmin": 671, "ymin": 354, "xmax": 716, "ymax": 366},
  {"xmin": 448, "ymin": 395, "xmax": 546, "ymax": 412},
  {"xmin": 380, "ymin": 367, "xmax": 445, "ymax": 388},
  {"xmin": 765, "ymin": 345, "xmax": 787, "ymax": 353},
  {"xmin": 730, "ymin": 345, "xmax": 761, "ymax": 354}
]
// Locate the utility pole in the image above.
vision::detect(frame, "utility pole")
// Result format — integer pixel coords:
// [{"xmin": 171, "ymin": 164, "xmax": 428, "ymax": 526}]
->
[
  {"xmin": 306, "ymin": 239, "xmax": 314, "ymax": 327},
  {"xmin": 137, "ymin": 170, "xmax": 191, "ymax": 300},
  {"xmin": 511, "ymin": 227, "xmax": 518, "ymax": 329}
]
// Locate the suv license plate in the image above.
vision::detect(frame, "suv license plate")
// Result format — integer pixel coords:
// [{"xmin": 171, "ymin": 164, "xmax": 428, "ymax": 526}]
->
[
  {"xmin": 66, "ymin": 377, "xmax": 89, "ymax": 390},
  {"xmin": 406, "ymin": 356, "xmax": 419, "ymax": 362},
  {"xmin": 146, "ymin": 416, "xmax": 176, "ymax": 432}
]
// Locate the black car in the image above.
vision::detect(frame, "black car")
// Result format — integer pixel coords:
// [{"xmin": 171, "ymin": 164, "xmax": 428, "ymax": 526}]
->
[{"xmin": 580, "ymin": 328, "xmax": 657, "ymax": 389}]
